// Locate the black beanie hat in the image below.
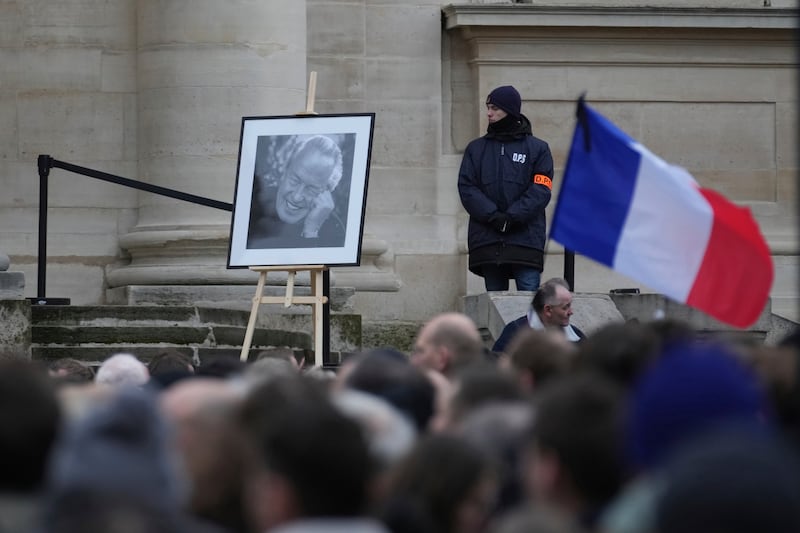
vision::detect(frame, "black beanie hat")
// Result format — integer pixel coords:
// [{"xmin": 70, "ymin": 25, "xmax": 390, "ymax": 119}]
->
[{"xmin": 487, "ymin": 85, "xmax": 521, "ymax": 118}]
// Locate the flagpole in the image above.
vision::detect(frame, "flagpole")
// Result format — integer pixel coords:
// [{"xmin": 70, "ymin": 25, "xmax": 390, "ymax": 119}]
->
[
  {"xmin": 564, "ymin": 249, "xmax": 575, "ymax": 291},
  {"xmin": 563, "ymin": 94, "xmax": 585, "ymax": 293}
]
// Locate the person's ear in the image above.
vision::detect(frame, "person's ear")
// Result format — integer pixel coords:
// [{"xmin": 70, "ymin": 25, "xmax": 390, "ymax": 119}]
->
[
  {"xmin": 436, "ymin": 346, "xmax": 452, "ymax": 373},
  {"xmin": 527, "ymin": 446, "xmax": 562, "ymax": 501},
  {"xmin": 245, "ymin": 470, "xmax": 298, "ymax": 531},
  {"xmin": 518, "ymin": 369, "xmax": 535, "ymax": 392}
]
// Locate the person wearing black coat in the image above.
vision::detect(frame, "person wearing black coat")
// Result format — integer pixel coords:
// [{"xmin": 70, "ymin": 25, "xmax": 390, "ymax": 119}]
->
[{"xmin": 458, "ymin": 85, "xmax": 554, "ymax": 292}]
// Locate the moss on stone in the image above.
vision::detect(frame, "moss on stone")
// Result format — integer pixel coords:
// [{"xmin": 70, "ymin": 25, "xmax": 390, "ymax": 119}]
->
[
  {"xmin": 331, "ymin": 314, "xmax": 362, "ymax": 348},
  {"xmin": 0, "ymin": 300, "xmax": 32, "ymax": 359},
  {"xmin": 361, "ymin": 321, "xmax": 421, "ymax": 353}
]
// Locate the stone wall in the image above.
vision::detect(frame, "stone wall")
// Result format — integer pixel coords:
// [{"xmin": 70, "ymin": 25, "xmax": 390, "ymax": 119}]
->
[
  {"xmin": 443, "ymin": 3, "xmax": 798, "ymax": 322},
  {"xmin": 1, "ymin": 0, "xmax": 796, "ymax": 330}
]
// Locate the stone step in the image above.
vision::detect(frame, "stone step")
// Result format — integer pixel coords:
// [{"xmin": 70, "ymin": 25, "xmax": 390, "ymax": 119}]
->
[
  {"xmin": 32, "ymin": 324, "xmax": 313, "ymax": 349},
  {"xmin": 31, "ymin": 305, "xmax": 198, "ymax": 325},
  {"xmin": 31, "ymin": 305, "xmax": 359, "ymax": 333},
  {"xmin": 32, "ymin": 345, "xmax": 315, "ymax": 367},
  {"xmin": 30, "ymin": 305, "xmax": 363, "ymax": 364},
  {"xmin": 107, "ymin": 284, "xmax": 357, "ymax": 313}
]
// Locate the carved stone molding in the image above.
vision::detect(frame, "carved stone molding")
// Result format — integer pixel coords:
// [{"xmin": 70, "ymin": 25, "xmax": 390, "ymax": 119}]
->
[{"xmin": 332, "ymin": 237, "xmax": 402, "ymax": 292}]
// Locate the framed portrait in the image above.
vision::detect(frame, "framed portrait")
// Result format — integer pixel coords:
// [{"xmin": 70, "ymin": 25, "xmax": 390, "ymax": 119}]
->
[{"xmin": 227, "ymin": 113, "xmax": 375, "ymax": 268}]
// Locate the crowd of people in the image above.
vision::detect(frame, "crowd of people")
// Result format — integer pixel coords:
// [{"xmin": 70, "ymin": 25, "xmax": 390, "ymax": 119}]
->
[{"xmin": 2, "ymin": 287, "xmax": 800, "ymax": 533}]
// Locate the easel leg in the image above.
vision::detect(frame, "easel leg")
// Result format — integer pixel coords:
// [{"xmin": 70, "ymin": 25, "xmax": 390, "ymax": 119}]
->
[
  {"xmin": 285, "ymin": 270, "xmax": 296, "ymax": 308},
  {"xmin": 312, "ymin": 269, "xmax": 324, "ymax": 367},
  {"xmin": 240, "ymin": 271, "xmax": 267, "ymax": 362}
]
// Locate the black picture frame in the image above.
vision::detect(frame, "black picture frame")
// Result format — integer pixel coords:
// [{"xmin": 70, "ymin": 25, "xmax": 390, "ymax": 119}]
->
[{"xmin": 227, "ymin": 113, "xmax": 375, "ymax": 268}]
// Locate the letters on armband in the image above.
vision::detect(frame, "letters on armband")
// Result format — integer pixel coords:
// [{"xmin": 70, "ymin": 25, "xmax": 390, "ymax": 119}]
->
[{"xmin": 533, "ymin": 174, "xmax": 552, "ymax": 190}]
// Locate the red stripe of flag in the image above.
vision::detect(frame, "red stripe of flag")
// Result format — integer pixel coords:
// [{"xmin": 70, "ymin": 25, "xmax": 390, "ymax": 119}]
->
[{"xmin": 687, "ymin": 188, "xmax": 773, "ymax": 328}]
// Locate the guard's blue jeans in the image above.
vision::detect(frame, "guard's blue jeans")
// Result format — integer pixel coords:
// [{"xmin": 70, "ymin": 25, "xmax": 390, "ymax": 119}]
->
[{"xmin": 482, "ymin": 265, "xmax": 541, "ymax": 292}]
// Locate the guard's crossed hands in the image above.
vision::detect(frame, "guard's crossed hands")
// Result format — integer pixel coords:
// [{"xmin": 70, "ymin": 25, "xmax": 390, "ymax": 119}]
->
[{"xmin": 488, "ymin": 211, "xmax": 512, "ymax": 233}]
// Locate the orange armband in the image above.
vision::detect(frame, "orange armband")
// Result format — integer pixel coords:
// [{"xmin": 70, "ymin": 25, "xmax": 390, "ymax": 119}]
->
[{"xmin": 533, "ymin": 174, "xmax": 552, "ymax": 190}]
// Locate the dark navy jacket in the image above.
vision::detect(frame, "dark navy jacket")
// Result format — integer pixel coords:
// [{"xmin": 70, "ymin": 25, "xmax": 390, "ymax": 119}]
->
[
  {"xmin": 492, "ymin": 315, "xmax": 586, "ymax": 354},
  {"xmin": 458, "ymin": 118, "xmax": 553, "ymax": 255}
]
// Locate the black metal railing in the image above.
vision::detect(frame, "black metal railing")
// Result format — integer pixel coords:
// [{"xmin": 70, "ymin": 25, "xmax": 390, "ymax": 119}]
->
[
  {"xmin": 33, "ymin": 154, "xmax": 332, "ymax": 364},
  {"xmin": 34, "ymin": 154, "xmax": 233, "ymax": 304}
]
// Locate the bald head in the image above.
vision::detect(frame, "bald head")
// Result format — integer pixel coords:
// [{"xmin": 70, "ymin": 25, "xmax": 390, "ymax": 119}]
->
[
  {"xmin": 160, "ymin": 378, "xmax": 241, "ymax": 422},
  {"xmin": 411, "ymin": 312, "xmax": 484, "ymax": 376},
  {"xmin": 426, "ymin": 312, "xmax": 481, "ymax": 340}
]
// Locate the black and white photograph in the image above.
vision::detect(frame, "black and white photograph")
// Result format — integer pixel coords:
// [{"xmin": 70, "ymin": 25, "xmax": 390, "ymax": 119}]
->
[{"xmin": 228, "ymin": 114, "xmax": 375, "ymax": 268}]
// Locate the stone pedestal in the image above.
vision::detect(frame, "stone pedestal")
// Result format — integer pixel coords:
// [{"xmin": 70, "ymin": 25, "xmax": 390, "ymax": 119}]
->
[
  {"xmin": 0, "ymin": 267, "xmax": 31, "ymax": 359},
  {"xmin": 0, "ymin": 298, "xmax": 31, "ymax": 360},
  {"xmin": 0, "ymin": 271, "xmax": 24, "ymax": 300},
  {"xmin": 465, "ymin": 290, "xmax": 778, "ymax": 349}
]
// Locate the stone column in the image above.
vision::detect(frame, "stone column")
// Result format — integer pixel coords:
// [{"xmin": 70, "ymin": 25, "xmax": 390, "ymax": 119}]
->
[{"xmin": 107, "ymin": 0, "xmax": 307, "ymax": 293}]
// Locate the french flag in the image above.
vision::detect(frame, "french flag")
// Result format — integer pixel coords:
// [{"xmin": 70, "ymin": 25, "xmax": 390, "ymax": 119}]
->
[{"xmin": 551, "ymin": 98, "xmax": 773, "ymax": 328}]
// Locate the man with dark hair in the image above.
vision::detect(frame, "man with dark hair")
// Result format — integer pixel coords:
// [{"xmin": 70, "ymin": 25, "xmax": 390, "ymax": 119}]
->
[
  {"xmin": 443, "ymin": 364, "xmax": 526, "ymax": 429},
  {"xmin": 524, "ymin": 373, "xmax": 625, "ymax": 531},
  {"xmin": 574, "ymin": 321, "xmax": 660, "ymax": 388},
  {"xmin": 342, "ymin": 349, "xmax": 436, "ymax": 432},
  {"xmin": 656, "ymin": 427, "xmax": 800, "ymax": 533},
  {"xmin": 492, "ymin": 278, "xmax": 585, "ymax": 354},
  {"xmin": 0, "ymin": 358, "xmax": 62, "ymax": 532},
  {"xmin": 48, "ymin": 357, "xmax": 95, "ymax": 385},
  {"xmin": 505, "ymin": 328, "xmax": 577, "ymax": 393},
  {"xmin": 148, "ymin": 350, "xmax": 194, "ymax": 376},
  {"xmin": 147, "ymin": 350, "xmax": 195, "ymax": 389},
  {"xmin": 239, "ymin": 375, "xmax": 388, "ymax": 532}
]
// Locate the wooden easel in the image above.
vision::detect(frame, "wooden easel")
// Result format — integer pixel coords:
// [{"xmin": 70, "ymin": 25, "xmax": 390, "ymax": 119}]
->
[
  {"xmin": 239, "ymin": 72, "xmax": 329, "ymax": 366},
  {"xmin": 239, "ymin": 265, "xmax": 328, "ymax": 365}
]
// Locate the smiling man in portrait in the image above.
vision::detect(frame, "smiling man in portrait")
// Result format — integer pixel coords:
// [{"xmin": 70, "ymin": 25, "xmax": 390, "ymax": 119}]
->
[{"xmin": 247, "ymin": 134, "xmax": 347, "ymax": 248}]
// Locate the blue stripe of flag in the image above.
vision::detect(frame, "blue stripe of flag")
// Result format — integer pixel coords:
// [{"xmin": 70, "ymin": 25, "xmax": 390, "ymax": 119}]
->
[{"xmin": 550, "ymin": 100, "xmax": 642, "ymax": 267}]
